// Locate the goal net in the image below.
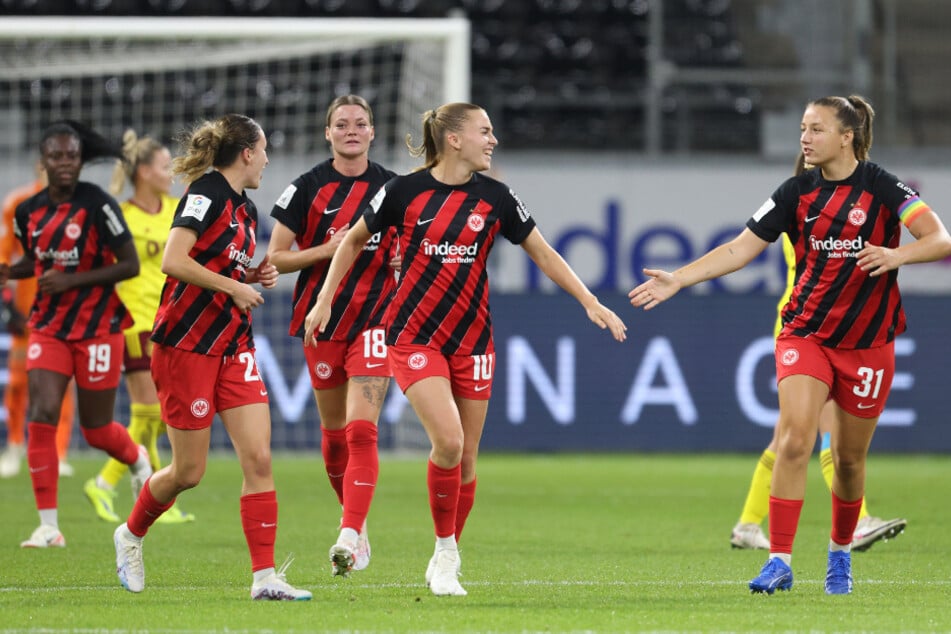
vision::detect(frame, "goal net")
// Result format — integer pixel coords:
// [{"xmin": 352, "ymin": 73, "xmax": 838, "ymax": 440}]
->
[{"xmin": 0, "ymin": 16, "xmax": 469, "ymax": 451}]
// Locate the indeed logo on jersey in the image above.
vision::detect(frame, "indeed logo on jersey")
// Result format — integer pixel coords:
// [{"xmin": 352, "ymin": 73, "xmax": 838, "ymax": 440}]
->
[
  {"xmin": 809, "ymin": 234, "xmax": 865, "ymax": 258},
  {"xmin": 227, "ymin": 243, "xmax": 253, "ymax": 269},
  {"xmin": 422, "ymin": 238, "xmax": 478, "ymax": 264},
  {"xmin": 364, "ymin": 231, "xmax": 383, "ymax": 252},
  {"xmin": 34, "ymin": 245, "xmax": 80, "ymax": 267}
]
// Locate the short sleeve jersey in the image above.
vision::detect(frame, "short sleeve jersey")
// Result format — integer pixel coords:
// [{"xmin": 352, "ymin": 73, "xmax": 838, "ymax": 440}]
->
[
  {"xmin": 151, "ymin": 171, "xmax": 258, "ymax": 356},
  {"xmin": 116, "ymin": 194, "xmax": 178, "ymax": 335},
  {"xmin": 270, "ymin": 159, "xmax": 397, "ymax": 341},
  {"xmin": 13, "ymin": 181, "xmax": 133, "ymax": 340},
  {"xmin": 364, "ymin": 169, "xmax": 536, "ymax": 356},
  {"xmin": 747, "ymin": 160, "xmax": 921, "ymax": 348}
]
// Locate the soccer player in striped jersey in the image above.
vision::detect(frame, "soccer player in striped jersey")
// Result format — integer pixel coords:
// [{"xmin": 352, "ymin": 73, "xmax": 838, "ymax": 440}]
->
[
  {"xmin": 731, "ymin": 234, "xmax": 906, "ymax": 553},
  {"xmin": 0, "ymin": 161, "xmax": 76, "ymax": 479},
  {"xmin": 630, "ymin": 95, "xmax": 951, "ymax": 595},
  {"xmin": 112, "ymin": 114, "xmax": 310, "ymax": 601},
  {"xmin": 304, "ymin": 102, "xmax": 627, "ymax": 596},
  {"xmin": 267, "ymin": 95, "xmax": 398, "ymax": 577},
  {"xmin": 0, "ymin": 121, "xmax": 153, "ymax": 549},
  {"xmin": 83, "ymin": 130, "xmax": 194, "ymax": 525}
]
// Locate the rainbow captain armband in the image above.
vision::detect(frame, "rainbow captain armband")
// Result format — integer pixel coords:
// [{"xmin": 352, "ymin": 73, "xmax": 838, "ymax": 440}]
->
[{"xmin": 898, "ymin": 197, "xmax": 931, "ymax": 227}]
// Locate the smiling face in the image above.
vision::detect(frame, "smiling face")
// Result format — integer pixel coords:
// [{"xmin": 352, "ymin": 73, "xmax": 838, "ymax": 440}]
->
[
  {"xmin": 326, "ymin": 104, "xmax": 374, "ymax": 161},
  {"xmin": 800, "ymin": 104, "xmax": 853, "ymax": 168},
  {"xmin": 454, "ymin": 108, "xmax": 497, "ymax": 173},
  {"xmin": 40, "ymin": 133, "xmax": 82, "ymax": 191}
]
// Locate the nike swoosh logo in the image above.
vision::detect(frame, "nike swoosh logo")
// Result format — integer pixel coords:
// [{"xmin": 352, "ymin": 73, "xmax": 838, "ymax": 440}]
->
[
  {"xmin": 435, "ymin": 493, "xmax": 448, "ymax": 498},
  {"xmin": 474, "ymin": 385, "xmax": 490, "ymax": 392},
  {"xmin": 32, "ymin": 229, "xmax": 44, "ymax": 237},
  {"xmin": 417, "ymin": 217, "xmax": 435, "ymax": 225},
  {"xmin": 88, "ymin": 375, "xmax": 106, "ymax": 383},
  {"xmin": 366, "ymin": 362, "xmax": 385, "ymax": 368},
  {"xmin": 353, "ymin": 480, "xmax": 375, "ymax": 487},
  {"xmin": 805, "ymin": 215, "xmax": 821, "ymax": 223},
  {"xmin": 229, "ymin": 221, "xmax": 240, "ymax": 229},
  {"xmin": 325, "ymin": 207, "xmax": 341, "ymax": 215},
  {"xmin": 259, "ymin": 390, "xmax": 268, "ymax": 396},
  {"xmin": 260, "ymin": 522, "xmax": 277, "ymax": 528},
  {"xmin": 29, "ymin": 466, "xmax": 49, "ymax": 473},
  {"xmin": 856, "ymin": 403, "xmax": 876, "ymax": 409}
]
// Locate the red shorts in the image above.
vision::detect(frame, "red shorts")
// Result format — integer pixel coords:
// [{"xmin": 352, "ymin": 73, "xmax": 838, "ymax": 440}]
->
[
  {"xmin": 151, "ymin": 344, "xmax": 269, "ymax": 430},
  {"xmin": 123, "ymin": 329, "xmax": 153, "ymax": 373},
  {"xmin": 303, "ymin": 326, "xmax": 391, "ymax": 389},
  {"xmin": 775, "ymin": 335, "xmax": 895, "ymax": 418},
  {"xmin": 389, "ymin": 344, "xmax": 495, "ymax": 400},
  {"xmin": 26, "ymin": 330, "xmax": 124, "ymax": 390}
]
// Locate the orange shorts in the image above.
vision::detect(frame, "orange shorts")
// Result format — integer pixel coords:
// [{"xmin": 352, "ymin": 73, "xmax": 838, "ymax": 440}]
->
[
  {"xmin": 151, "ymin": 344, "xmax": 269, "ymax": 430},
  {"xmin": 389, "ymin": 344, "xmax": 495, "ymax": 400},
  {"xmin": 303, "ymin": 326, "xmax": 391, "ymax": 389},
  {"xmin": 26, "ymin": 330, "xmax": 124, "ymax": 390},
  {"xmin": 775, "ymin": 335, "xmax": 895, "ymax": 419}
]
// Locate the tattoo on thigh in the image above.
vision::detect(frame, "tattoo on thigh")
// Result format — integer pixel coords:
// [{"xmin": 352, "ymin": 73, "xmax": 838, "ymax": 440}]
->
[{"xmin": 353, "ymin": 376, "xmax": 390, "ymax": 408}]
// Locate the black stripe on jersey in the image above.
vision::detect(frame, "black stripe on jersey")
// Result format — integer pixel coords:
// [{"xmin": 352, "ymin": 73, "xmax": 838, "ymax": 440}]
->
[
  {"xmin": 794, "ymin": 185, "xmax": 865, "ymax": 338},
  {"xmin": 447, "ymin": 271, "xmax": 491, "ymax": 354},
  {"xmin": 401, "ymin": 194, "xmax": 472, "ymax": 348}
]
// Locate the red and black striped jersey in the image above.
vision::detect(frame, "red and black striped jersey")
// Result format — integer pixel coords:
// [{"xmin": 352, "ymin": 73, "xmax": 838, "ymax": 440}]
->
[
  {"xmin": 270, "ymin": 159, "xmax": 397, "ymax": 341},
  {"xmin": 151, "ymin": 171, "xmax": 258, "ymax": 356},
  {"xmin": 13, "ymin": 182, "xmax": 133, "ymax": 340},
  {"xmin": 747, "ymin": 161, "xmax": 924, "ymax": 348},
  {"xmin": 364, "ymin": 169, "xmax": 536, "ymax": 356}
]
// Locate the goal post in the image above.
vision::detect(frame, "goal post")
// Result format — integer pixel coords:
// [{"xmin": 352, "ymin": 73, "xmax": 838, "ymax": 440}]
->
[
  {"xmin": 0, "ymin": 15, "xmax": 469, "ymax": 451},
  {"xmin": 0, "ymin": 15, "xmax": 470, "ymax": 180}
]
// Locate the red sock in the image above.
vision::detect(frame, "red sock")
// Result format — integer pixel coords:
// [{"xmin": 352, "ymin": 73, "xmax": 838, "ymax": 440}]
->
[
  {"xmin": 427, "ymin": 460, "xmax": 461, "ymax": 539},
  {"xmin": 768, "ymin": 496, "xmax": 804, "ymax": 554},
  {"xmin": 81, "ymin": 421, "xmax": 138, "ymax": 464},
  {"xmin": 26, "ymin": 422, "xmax": 58, "ymax": 510},
  {"xmin": 455, "ymin": 478, "xmax": 477, "ymax": 543},
  {"xmin": 341, "ymin": 420, "xmax": 379, "ymax": 531},
  {"xmin": 241, "ymin": 490, "xmax": 277, "ymax": 573},
  {"xmin": 831, "ymin": 491, "xmax": 863, "ymax": 546},
  {"xmin": 127, "ymin": 479, "xmax": 174, "ymax": 538},
  {"xmin": 321, "ymin": 426, "xmax": 348, "ymax": 505}
]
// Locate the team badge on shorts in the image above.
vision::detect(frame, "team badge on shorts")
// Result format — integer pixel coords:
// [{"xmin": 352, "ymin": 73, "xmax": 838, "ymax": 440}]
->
[
  {"xmin": 408, "ymin": 352, "xmax": 428, "ymax": 370},
  {"xmin": 27, "ymin": 343, "xmax": 42, "ymax": 360},
  {"xmin": 191, "ymin": 398, "xmax": 211, "ymax": 418},
  {"xmin": 781, "ymin": 349, "xmax": 799, "ymax": 366},
  {"xmin": 314, "ymin": 362, "xmax": 333, "ymax": 380}
]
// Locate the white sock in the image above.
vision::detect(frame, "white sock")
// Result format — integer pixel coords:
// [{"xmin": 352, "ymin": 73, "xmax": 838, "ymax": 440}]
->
[
  {"xmin": 338, "ymin": 527, "xmax": 359, "ymax": 547},
  {"xmin": 829, "ymin": 540, "xmax": 851, "ymax": 553},
  {"xmin": 132, "ymin": 447, "xmax": 149, "ymax": 473},
  {"xmin": 96, "ymin": 475, "xmax": 115, "ymax": 491},
  {"xmin": 39, "ymin": 509, "xmax": 58, "ymax": 530},
  {"xmin": 253, "ymin": 568, "xmax": 274, "ymax": 584},
  {"xmin": 769, "ymin": 552, "xmax": 792, "ymax": 566},
  {"xmin": 435, "ymin": 536, "xmax": 457, "ymax": 552}
]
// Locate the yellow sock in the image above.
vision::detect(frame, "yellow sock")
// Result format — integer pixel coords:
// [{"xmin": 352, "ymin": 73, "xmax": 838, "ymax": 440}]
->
[
  {"xmin": 739, "ymin": 449, "xmax": 775, "ymax": 525},
  {"xmin": 821, "ymin": 446, "xmax": 869, "ymax": 520},
  {"xmin": 140, "ymin": 403, "xmax": 164, "ymax": 470}
]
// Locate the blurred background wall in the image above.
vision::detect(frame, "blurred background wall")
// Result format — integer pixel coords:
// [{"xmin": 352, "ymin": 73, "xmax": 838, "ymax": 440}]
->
[{"xmin": 1, "ymin": 0, "xmax": 949, "ymax": 451}]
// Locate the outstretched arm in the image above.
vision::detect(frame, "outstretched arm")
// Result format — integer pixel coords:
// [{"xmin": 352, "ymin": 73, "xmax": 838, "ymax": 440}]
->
[
  {"xmin": 629, "ymin": 228, "xmax": 769, "ymax": 310},
  {"xmin": 520, "ymin": 228, "xmax": 626, "ymax": 342}
]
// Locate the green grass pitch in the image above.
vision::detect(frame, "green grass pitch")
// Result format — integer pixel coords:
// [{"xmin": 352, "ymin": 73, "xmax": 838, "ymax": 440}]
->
[{"xmin": 1, "ymin": 452, "xmax": 948, "ymax": 633}]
